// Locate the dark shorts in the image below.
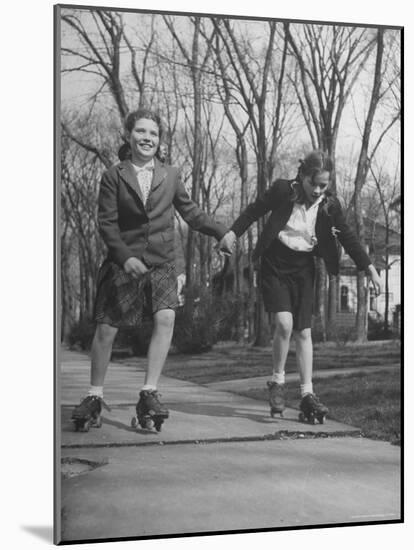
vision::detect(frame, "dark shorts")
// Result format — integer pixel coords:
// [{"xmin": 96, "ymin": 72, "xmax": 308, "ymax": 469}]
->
[
  {"xmin": 261, "ymin": 239, "xmax": 315, "ymax": 330},
  {"xmin": 94, "ymin": 260, "xmax": 179, "ymax": 327}
]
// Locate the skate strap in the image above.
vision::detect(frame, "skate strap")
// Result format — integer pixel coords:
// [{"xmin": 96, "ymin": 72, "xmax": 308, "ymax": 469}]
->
[{"xmin": 101, "ymin": 399, "xmax": 112, "ymax": 412}]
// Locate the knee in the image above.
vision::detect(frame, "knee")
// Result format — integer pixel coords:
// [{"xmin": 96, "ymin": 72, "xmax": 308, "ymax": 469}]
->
[
  {"xmin": 154, "ymin": 309, "xmax": 176, "ymax": 332},
  {"xmin": 293, "ymin": 328, "xmax": 312, "ymax": 343},
  {"xmin": 274, "ymin": 317, "xmax": 293, "ymax": 340},
  {"xmin": 94, "ymin": 323, "xmax": 118, "ymax": 346}
]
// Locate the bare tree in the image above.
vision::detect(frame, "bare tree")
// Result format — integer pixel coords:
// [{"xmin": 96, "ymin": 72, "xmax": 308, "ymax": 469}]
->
[
  {"xmin": 60, "ymin": 132, "xmax": 104, "ymax": 337},
  {"xmin": 61, "ymin": 9, "xmax": 161, "ymax": 159},
  {"xmin": 211, "ymin": 18, "xmax": 292, "ymax": 345},
  {"xmin": 369, "ymin": 165, "xmax": 400, "ymax": 334},
  {"xmin": 351, "ymin": 28, "xmax": 401, "ymax": 341},
  {"xmin": 59, "ymin": 8, "xmax": 400, "ymax": 349},
  {"xmin": 284, "ymin": 23, "xmax": 377, "ymax": 339},
  {"xmin": 62, "ymin": 9, "xmax": 129, "ymax": 118},
  {"xmin": 162, "ymin": 16, "xmax": 219, "ymax": 300}
]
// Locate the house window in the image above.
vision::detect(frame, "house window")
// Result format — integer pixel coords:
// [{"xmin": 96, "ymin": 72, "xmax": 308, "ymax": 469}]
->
[{"xmin": 340, "ymin": 285, "xmax": 349, "ymax": 311}]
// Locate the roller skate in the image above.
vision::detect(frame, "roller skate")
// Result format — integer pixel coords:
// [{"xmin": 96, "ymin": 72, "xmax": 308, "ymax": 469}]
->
[
  {"xmin": 267, "ymin": 381, "xmax": 285, "ymax": 418},
  {"xmin": 131, "ymin": 390, "xmax": 169, "ymax": 432},
  {"xmin": 71, "ymin": 395, "xmax": 110, "ymax": 432},
  {"xmin": 298, "ymin": 393, "xmax": 328, "ymax": 425}
]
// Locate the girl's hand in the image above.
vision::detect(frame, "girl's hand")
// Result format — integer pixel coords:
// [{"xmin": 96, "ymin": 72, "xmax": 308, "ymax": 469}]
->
[
  {"xmin": 366, "ymin": 265, "xmax": 382, "ymax": 296},
  {"xmin": 123, "ymin": 257, "xmax": 149, "ymax": 279},
  {"xmin": 218, "ymin": 231, "xmax": 237, "ymax": 256},
  {"xmin": 331, "ymin": 226, "xmax": 341, "ymax": 238}
]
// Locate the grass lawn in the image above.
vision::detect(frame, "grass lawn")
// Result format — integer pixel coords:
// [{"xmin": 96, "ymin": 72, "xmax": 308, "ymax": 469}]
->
[
  {"xmin": 159, "ymin": 339, "xmax": 401, "ymax": 385},
  {"xmin": 117, "ymin": 340, "xmax": 401, "ymax": 444},
  {"xmin": 235, "ymin": 369, "xmax": 401, "ymax": 444}
]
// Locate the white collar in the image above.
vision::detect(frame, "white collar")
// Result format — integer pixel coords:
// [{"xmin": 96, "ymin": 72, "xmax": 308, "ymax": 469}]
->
[
  {"xmin": 304, "ymin": 195, "xmax": 324, "ymax": 210},
  {"xmin": 132, "ymin": 159, "xmax": 155, "ymax": 172}
]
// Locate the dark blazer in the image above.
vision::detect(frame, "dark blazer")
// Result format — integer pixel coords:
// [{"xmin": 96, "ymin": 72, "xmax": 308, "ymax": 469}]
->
[
  {"xmin": 230, "ymin": 179, "xmax": 371, "ymax": 276},
  {"xmin": 98, "ymin": 159, "xmax": 227, "ymax": 267}
]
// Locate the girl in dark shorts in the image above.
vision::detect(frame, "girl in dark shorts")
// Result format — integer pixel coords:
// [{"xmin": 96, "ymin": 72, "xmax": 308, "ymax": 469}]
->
[
  {"xmin": 219, "ymin": 150, "xmax": 382, "ymax": 423},
  {"xmin": 72, "ymin": 108, "xmax": 230, "ymax": 431}
]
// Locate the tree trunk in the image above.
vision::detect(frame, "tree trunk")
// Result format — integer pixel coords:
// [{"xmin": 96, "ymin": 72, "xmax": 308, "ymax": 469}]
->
[
  {"xmin": 384, "ymin": 225, "xmax": 390, "ymax": 334},
  {"xmin": 327, "ymin": 275, "xmax": 338, "ymax": 339},
  {"xmin": 185, "ymin": 18, "xmax": 202, "ymax": 313},
  {"xmin": 253, "ymin": 121, "xmax": 271, "ymax": 346},
  {"xmin": 353, "ymin": 29, "xmax": 384, "ymax": 341},
  {"xmin": 253, "ymin": 189, "xmax": 270, "ymax": 346},
  {"xmin": 314, "ymin": 259, "xmax": 327, "ymax": 342},
  {"xmin": 254, "ymin": 267, "xmax": 270, "ymax": 347},
  {"xmin": 247, "ymin": 228, "xmax": 255, "ymax": 342},
  {"xmin": 60, "ymin": 237, "xmax": 72, "ymax": 342},
  {"xmin": 235, "ymin": 140, "xmax": 249, "ymax": 342},
  {"xmin": 355, "ymin": 272, "xmax": 368, "ymax": 342},
  {"xmin": 326, "ymin": 153, "xmax": 338, "ymax": 336}
]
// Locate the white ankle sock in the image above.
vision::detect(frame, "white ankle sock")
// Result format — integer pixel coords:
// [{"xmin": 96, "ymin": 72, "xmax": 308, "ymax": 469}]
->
[
  {"xmin": 300, "ymin": 383, "xmax": 313, "ymax": 397},
  {"xmin": 88, "ymin": 386, "xmax": 103, "ymax": 398},
  {"xmin": 271, "ymin": 372, "xmax": 285, "ymax": 384},
  {"xmin": 141, "ymin": 385, "xmax": 157, "ymax": 392}
]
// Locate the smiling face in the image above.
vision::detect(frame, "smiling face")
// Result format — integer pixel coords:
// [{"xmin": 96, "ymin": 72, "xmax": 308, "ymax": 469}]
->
[
  {"xmin": 302, "ymin": 171, "xmax": 330, "ymax": 204},
  {"xmin": 126, "ymin": 117, "xmax": 160, "ymax": 165}
]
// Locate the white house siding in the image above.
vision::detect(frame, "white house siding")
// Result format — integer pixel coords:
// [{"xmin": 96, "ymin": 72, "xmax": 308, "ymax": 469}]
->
[{"xmin": 338, "ymin": 254, "xmax": 401, "ymax": 323}]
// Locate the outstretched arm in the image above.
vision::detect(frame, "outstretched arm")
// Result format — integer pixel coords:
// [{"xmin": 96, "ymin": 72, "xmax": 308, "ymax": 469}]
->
[
  {"xmin": 230, "ymin": 183, "xmax": 279, "ymax": 237},
  {"xmin": 331, "ymin": 198, "xmax": 371, "ymax": 271},
  {"xmin": 173, "ymin": 172, "xmax": 227, "ymax": 240},
  {"xmin": 218, "ymin": 181, "xmax": 285, "ymax": 256},
  {"xmin": 330, "ymin": 198, "xmax": 382, "ymax": 295}
]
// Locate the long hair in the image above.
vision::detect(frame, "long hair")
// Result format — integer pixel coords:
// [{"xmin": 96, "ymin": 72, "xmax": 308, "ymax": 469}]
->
[
  {"xmin": 290, "ymin": 150, "xmax": 334, "ymax": 203},
  {"xmin": 118, "ymin": 108, "xmax": 165, "ymax": 162}
]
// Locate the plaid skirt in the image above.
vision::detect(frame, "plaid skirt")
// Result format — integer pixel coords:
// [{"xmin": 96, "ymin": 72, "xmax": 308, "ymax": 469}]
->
[{"xmin": 94, "ymin": 260, "xmax": 179, "ymax": 327}]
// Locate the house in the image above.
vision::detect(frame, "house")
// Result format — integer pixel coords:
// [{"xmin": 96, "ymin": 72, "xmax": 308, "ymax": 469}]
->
[{"xmin": 337, "ymin": 218, "xmax": 401, "ymax": 331}]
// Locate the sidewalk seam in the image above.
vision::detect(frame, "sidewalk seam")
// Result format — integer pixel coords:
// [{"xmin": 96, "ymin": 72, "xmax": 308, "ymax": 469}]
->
[{"xmin": 62, "ymin": 429, "xmax": 363, "ymax": 449}]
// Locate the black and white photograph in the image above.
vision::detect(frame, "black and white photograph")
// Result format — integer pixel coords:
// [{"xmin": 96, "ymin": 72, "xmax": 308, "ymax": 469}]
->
[
  {"xmin": 25, "ymin": 0, "xmax": 405, "ymax": 546},
  {"xmin": 53, "ymin": 2, "xmax": 403, "ymax": 545}
]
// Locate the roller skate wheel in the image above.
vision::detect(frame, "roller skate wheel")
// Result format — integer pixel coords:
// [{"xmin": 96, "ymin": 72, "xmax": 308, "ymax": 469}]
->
[
  {"xmin": 154, "ymin": 420, "xmax": 163, "ymax": 432},
  {"xmin": 77, "ymin": 419, "xmax": 91, "ymax": 432},
  {"xmin": 145, "ymin": 418, "xmax": 155, "ymax": 430},
  {"xmin": 131, "ymin": 416, "xmax": 138, "ymax": 429},
  {"xmin": 93, "ymin": 416, "xmax": 102, "ymax": 428}
]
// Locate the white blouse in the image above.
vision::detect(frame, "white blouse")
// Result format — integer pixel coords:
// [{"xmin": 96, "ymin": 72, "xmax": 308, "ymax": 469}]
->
[
  {"xmin": 277, "ymin": 196, "xmax": 324, "ymax": 252},
  {"xmin": 132, "ymin": 159, "xmax": 155, "ymax": 204}
]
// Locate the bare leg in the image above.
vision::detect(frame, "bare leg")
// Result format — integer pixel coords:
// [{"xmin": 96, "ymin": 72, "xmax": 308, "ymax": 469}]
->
[
  {"xmin": 144, "ymin": 309, "xmax": 176, "ymax": 388},
  {"xmin": 270, "ymin": 312, "xmax": 294, "ymax": 377},
  {"xmin": 292, "ymin": 328, "xmax": 313, "ymax": 387},
  {"xmin": 90, "ymin": 323, "xmax": 118, "ymax": 387}
]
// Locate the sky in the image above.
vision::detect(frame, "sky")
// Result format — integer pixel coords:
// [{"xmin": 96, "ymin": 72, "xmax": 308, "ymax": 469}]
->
[{"xmin": 59, "ymin": 8, "xmax": 401, "ymax": 196}]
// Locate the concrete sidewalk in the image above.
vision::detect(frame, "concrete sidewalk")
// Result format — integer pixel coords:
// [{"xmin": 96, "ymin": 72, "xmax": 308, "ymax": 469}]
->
[{"xmin": 58, "ymin": 350, "xmax": 401, "ymax": 544}]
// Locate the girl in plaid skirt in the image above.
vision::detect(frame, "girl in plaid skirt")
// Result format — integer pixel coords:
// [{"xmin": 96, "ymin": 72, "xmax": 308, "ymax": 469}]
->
[{"xmin": 72, "ymin": 109, "xmax": 230, "ymax": 432}]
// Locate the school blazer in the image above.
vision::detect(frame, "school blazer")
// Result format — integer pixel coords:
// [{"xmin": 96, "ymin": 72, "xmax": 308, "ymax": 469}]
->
[
  {"xmin": 230, "ymin": 179, "xmax": 371, "ymax": 276},
  {"xmin": 98, "ymin": 159, "xmax": 227, "ymax": 267}
]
